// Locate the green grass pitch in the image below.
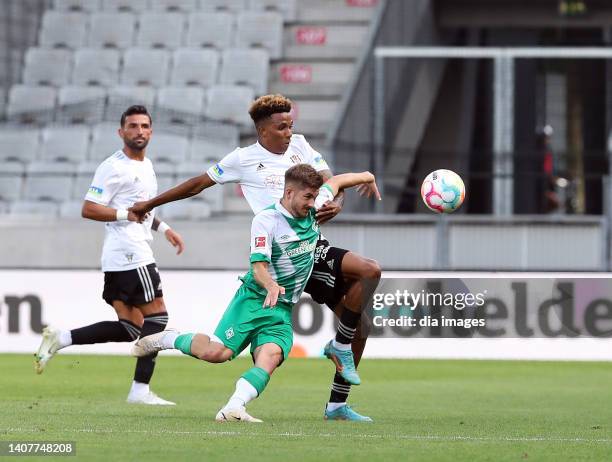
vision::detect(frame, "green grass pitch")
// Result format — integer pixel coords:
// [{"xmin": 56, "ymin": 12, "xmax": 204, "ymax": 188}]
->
[{"xmin": 1, "ymin": 353, "xmax": 611, "ymax": 461}]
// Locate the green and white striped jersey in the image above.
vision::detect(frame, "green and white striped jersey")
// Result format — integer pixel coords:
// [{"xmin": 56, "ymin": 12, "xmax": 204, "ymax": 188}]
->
[{"xmin": 240, "ymin": 184, "xmax": 334, "ymax": 309}]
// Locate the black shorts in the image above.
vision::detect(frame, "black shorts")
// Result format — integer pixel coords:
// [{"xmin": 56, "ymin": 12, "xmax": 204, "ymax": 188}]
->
[
  {"xmin": 102, "ymin": 263, "xmax": 163, "ymax": 307},
  {"xmin": 304, "ymin": 239, "xmax": 349, "ymax": 309}
]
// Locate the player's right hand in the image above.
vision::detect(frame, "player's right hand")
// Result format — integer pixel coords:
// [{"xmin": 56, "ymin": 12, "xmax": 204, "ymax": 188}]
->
[
  {"xmin": 127, "ymin": 210, "xmax": 143, "ymax": 222},
  {"xmin": 264, "ymin": 283, "xmax": 285, "ymax": 308},
  {"xmin": 129, "ymin": 201, "xmax": 151, "ymax": 223}
]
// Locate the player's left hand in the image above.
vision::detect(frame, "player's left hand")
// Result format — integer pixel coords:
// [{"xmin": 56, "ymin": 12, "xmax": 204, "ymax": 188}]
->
[
  {"xmin": 264, "ymin": 283, "xmax": 285, "ymax": 308},
  {"xmin": 316, "ymin": 199, "xmax": 342, "ymax": 225},
  {"xmin": 357, "ymin": 181, "xmax": 382, "ymax": 201},
  {"xmin": 164, "ymin": 229, "xmax": 185, "ymax": 255}
]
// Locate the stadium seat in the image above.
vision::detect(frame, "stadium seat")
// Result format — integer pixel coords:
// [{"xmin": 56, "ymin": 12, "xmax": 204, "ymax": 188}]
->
[
  {"xmin": 59, "ymin": 200, "xmax": 85, "ymax": 218},
  {"xmin": 24, "ymin": 161, "xmax": 76, "ymax": 202},
  {"xmin": 186, "ymin": 12, "xmax": 234, "ymax": 50},
  {"xmin": 194, "ymin": 121, "xmax": 239, "ymax": 146},
  {"xmin": 89, "ymin": 122, "xmax": 123, "ymax": 161},
  {"xmin": 146, "ymin": 132, "xmax": 189, "ymax": 163},
  {"xmin": 150, "ymin": 0, "xmax": 198, "ymax": 12},
  {"xmin": 10, "ymin": 200, "xmax": 60, "ymax": 218},
  {"xmin": 249, "ymin": 0, "xmax": 297, "ymax": 22},
  {"xmin": 160, "ymin": 198, "xmax": 211, "ymax": 220},
  {"xmin": 0, "ymin": 127, "xmax": 41, "ymax": 162},
  {"xmin": 57, "ymin": 86, "xmax": 107, "ymax": 124},
  {"xmin": 0, "ymin": 161, "xmax": 25, "ymax": 201},
  {"xmin": 40, "ymin": 125, "xmax": 91, "ymax": 162},
  {"xmin": 89, "ymin": 12, "xmax": 135, "ymax": 48},
  {"xmin": 288, "ymin": 99, "xmax": 337, "ymax": 135},
  {"xmin": 198, "ymin": 0, "xmax": 247, "ymax": 13},
  {"xmin": 153, "ymin": 160, "xmax": 176, "ymax": 193},
  {"xmin": 176, "ymin": 161, "xmax": 222, "ymax": 210},
  {"xmin": 205, "ymin": 85, "xmax": 254, "ymax": 125},
  {"xmin": 121, "ymin": 49, "xmax": 170, "ymax": 87},
  {"xmin": 156, "ymin": 86, "xmax": 205, "ymax": 124},
  {"xmin": 154, "ymin": 122, "xmax": 192, "ymax": 139},
  {"xmin": 23, "ymin": 48, "xmax": 72, "ymax": 87},
  {"xmin": 190, "ymin": 122, "xmax": 238, "ymax": 161},
  {"xmin": 106, "ymin": 86, "xmax": 156, "ymax": 120},
  {"xmin": 136, "ymin": 12, "xmax": 185, "ymax": 49},
  {"xmin": 54, "ymin": 0, "xmax": 102, "ymax": 12},
  {"xmin": 73, "ymin": 49, "xmax": 120, "ymax": 86},
  {"xmin": 102, "ymin": 0, "xmax": 147, "ymax": 11},
  {"xmin": 236, "ymin": 12, "xmax": 283, "ymax": 59},
  {"xmin": 220, "ymin": 48, "xmax": 269, "ymax": 95},
  {"xmin": 73, "ymin": 160, "xmax": 99, "ymax": 198},
  {"xmin": 7, "ymin": 85, "xmax": 57, "ymax": 123},
  {"xmin": 188, "ymin": 138, "xmax": 234, "ymax": 163},
  {"xmin": 171, "ymin": 48, "xmax": 219, "ymax": 87},
  {"xmin": 40, "ymin": 11, "xmax": 88, "ymax": 49}
]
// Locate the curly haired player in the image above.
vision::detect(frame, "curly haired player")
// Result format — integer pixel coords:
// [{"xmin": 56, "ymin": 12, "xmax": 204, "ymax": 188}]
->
[{"xmin": 130, "ymin": 95, "xmax": 382, "ymax": 421}]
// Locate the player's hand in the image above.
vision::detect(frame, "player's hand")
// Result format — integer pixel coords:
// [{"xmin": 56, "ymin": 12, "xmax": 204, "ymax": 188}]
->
[
  {"xmin": 316, "ymin": 199, "xmax": 342, "ymax": 225},
  {"xmin": 129, "ymin": 201, "xmax": 152, "ymax": 223},
  {"xmin": 356, "ymin": 180, "xmax": 382, "ymax": 201},
  {"xmin": 263, "ymin": 283, "xmax": 285, "ymax": 308},
  {"xmin": 164, "ymin": 229, "xmax": 185, "ymax": 255},
  {"xmin": 127, "ymin": 210, "xmax": 144, "ymax": 222}
]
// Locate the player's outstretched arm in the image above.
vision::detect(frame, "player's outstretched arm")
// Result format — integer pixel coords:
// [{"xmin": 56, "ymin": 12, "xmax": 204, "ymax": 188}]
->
[
  {"xmin": 82, "ymin": 200, "xmax": 140, "ymax": 222},
  {"xmin": 252, "ymin": 261, "xmax": 285, "ymax": 308},
  {"xmin": 129, "ymin": 173, "xmax": 216, "ymax": 222},
  {"xmin": 324, "ymin": 171, "xmax": 381, "ymax": 200}
]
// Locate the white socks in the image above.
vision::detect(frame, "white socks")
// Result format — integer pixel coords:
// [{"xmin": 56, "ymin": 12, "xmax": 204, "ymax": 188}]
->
[
  {"xmin": 129, "ymin": 381, "xmax": 149, "ymax": 396},
  {"xmin": 326, "ymin": 402, "xmax": 346, "ymax": 412},
  {"xmin": 332, "ymin": 339, "xmax": 351, "ymax": 351},
  {"xmin": 225, "ymin": 378, "xmax": 258, "ymax": 410},
  {"xmin": 58, "ymin": 330, "xmax": 72, "ymax": 349},
  {"xmin": 162, "ymin": 331, "xmax": 179, "ymax": 349}
]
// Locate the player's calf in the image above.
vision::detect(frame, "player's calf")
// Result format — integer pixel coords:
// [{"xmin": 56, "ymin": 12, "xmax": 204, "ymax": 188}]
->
[
  {"xmin": 129, "ymin": 310, "xmax": 170, "ymax": 404},
  {"xmin": 35, "ymin": 320, "xmax": 141, "ymax": 374}
]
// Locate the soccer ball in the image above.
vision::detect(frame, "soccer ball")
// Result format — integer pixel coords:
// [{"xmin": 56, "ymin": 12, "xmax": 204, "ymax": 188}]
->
[{"xmin": 421, "ymin": 169, "xmax": 465, "ymax": 213}]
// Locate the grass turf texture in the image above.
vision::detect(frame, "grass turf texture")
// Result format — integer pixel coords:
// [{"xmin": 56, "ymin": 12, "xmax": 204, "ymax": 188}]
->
[{"xmin": 0, "ymin": 354, "xmax": 611, "ymax": 461}]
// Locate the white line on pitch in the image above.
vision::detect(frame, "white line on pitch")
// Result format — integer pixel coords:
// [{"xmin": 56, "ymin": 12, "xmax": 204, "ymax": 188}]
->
[{"xmin": 3, "ymin": 428, "xmax": 612, "ymax": 443}]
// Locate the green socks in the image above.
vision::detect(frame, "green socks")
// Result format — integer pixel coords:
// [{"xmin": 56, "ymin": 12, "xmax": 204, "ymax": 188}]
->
[
  {"xmin": 241, "ymin": 367, "xmax": 270, "ymax": 396},
  {"xmin": 174, "ymin": 333, "xmax": 196, "ymax": 357}
]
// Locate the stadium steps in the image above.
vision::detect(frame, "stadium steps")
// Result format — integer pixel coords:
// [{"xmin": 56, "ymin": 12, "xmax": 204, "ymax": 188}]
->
[
  {"xmin": 296, "ymin": 0, "xmax": 378, "ymax": 23},
  {"xmin": 269, "ymin": 62, "xmax": 354, "ymax": 97},
  {"xmin": 283, "ymin": 25, "xmax": 370, "ymax": 60},
  {"xmin": 269, "ymin": 0, "xmax": 377, "ymax": 137}
]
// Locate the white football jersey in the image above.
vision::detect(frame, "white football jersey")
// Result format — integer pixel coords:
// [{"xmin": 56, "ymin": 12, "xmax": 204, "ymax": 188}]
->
[
  {"xmin": 85, "ymin": 150, "xmax": 158, "ymax": 272},
  {"xmin": 206, "ymin": 134, "xmax": 330, "ymax": 214}
]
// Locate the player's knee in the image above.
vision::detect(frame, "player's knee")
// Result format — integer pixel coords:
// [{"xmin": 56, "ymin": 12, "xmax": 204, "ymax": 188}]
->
[
  {"xmin": 119, "ymin": 319, "xmax": 142, "ymax": 342},
  {"xmin": 362, "ymin": 258, "xmax": 381, "ymax": 281}
]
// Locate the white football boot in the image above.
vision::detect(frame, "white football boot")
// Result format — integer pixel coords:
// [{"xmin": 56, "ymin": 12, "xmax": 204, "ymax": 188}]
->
[
  {"xmin": 34, "ymin": 327, "xmax": 61, "ymax": 374},
  {"xmin": 215, "ymin": 407, "xmax": 263, "ymax": 423},
  {"xmin": 126, "ymin": 390, "xmax": 176, "ymax": 406},
  {"xmin": 131, "ymin": 330, "xmax": 176, "ymax": 357}
]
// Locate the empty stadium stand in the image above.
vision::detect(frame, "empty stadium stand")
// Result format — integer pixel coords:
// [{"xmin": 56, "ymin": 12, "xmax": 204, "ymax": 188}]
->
[{"xmin": 0, "ymin": 0, "xmax": 378, "ymax": 218}]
